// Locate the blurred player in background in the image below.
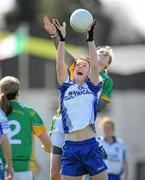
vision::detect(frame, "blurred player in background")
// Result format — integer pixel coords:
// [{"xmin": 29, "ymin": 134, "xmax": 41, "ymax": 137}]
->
[
  {"xmin": 43, "ymin": 16, "xmax": 114, "ymax": 180},
  {"xmin": 0, "ymin": 93, "xmax": 14, "ymax": 180},
  {"xmin": 0, "ymin": 76, "xmax": 52, "ymax": 180},
  {"xmin": 100, "ymin": 117, "xmax": 128, "ymax": 180}
]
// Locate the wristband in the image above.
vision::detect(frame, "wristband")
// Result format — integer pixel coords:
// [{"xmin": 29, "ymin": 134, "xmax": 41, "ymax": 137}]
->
[{"xmin": 86, "ymin": 20, "xmax": 96, "ymax": 41}]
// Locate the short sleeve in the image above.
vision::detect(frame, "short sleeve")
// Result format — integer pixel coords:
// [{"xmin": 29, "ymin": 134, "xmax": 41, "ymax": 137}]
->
[
  {"xmin": 86, "ymin": 79, "xmax": 102, "ymax": 95},
  {"xmin": 0, "ymin": 110, "xmax": 10, "ymax": 135},
  {"xmin": 101, "ymin": 76, "xmax": 113, "ymax": 103},
  {"xmin": 30, "ymin": 110, "xmax": 47, "ymax": 136},
  {"xmin": 58, "ymin": 77, "xmax": 73, "ymax": 93},
  {"xmin": 122, "ymin": 144, "xmax": 127, "ymax": 160},
  {"xmin": 0, "ymin": 123, "xmax": 3, "ymax": 135},
  {"xmin": 118, "ymin": 138, "xmax": 127, "ymax": 160}
]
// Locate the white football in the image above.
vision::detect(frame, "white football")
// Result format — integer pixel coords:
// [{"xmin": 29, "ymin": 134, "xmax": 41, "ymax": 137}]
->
[{"xmin": 70, "ymin": 9, "xmax": 93, "ymax": 32}]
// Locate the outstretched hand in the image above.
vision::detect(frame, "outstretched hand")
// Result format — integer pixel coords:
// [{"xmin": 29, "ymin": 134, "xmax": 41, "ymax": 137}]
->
[
  {"xmin": 87, "ymin": 19, "xmax": 96, "ymax": 41},
  {"xmin": 53, "ymin": 19, "xmax": 66, "ymax": 41},
  {"xmin": 43, "ymin": 16, "xmax": 57, "ymax": 38}
]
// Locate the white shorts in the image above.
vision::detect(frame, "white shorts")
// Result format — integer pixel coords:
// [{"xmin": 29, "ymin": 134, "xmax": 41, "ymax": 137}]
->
[
  {"xmin": 51, "ymin": 116, "xmax": 65, "ymax": 148},
  {"xmin": 13, "ymin": 171, "xmax": 33, "ymax": 180}
]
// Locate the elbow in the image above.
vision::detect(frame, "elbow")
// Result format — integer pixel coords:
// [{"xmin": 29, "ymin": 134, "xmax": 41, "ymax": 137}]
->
[{"xmin": 43, "ymin": 140, "xmax": 52, "ymax": 152}]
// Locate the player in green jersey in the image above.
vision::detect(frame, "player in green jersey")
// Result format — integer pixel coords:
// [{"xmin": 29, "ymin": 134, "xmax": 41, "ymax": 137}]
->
[
  {"xmin": 43, "ymin": 16, "xmax": 114, "ymax": 180},
  {"xmin": 98, "ymin": 70, "xmax": 113, "ymax": 111},
  {"xmin": 0, "ymin": 76, "xmax": 52, "ymax": 180}
]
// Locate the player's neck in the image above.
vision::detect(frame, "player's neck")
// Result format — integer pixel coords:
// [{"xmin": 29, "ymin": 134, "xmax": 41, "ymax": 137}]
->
[
  {"xmin": 105, "ymin": 136, "xmax": 114, "ymax": 144},
  {"xmin": 75, "ymin": 78, "xmax": 85, "ymax": 85},
  {"xmin": 98, "ymin": 66, "xmax": 104, "ymax": 73}
]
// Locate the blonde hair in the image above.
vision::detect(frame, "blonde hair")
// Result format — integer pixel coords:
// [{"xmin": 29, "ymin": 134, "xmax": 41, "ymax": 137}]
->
[
  {"xmin": 74, "ymin": 56, "xmax": 90, "ymax": 66},
  {"xmin": 96, "ymin": 45, "xmax": 114, "ymax": 66},
  {"xmin": 99, "ymin": 116, "xmax": 115, "ymax": 130}
]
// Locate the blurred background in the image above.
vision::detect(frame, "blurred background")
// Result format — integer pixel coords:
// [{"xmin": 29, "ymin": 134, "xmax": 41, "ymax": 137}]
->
[{"xmin": 0, "ymin": 0, "xmax": 145, "ymax": 180}]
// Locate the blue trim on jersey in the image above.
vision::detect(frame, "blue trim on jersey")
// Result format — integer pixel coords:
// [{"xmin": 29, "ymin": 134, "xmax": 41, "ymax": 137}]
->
[
  {"xmin": 0, "ymin": 109, "xmax": 6, "ymax": 117},
  {"xmin": 0, "ymin": 108, "xmax": 9, "ymax": 135},
  {"xmin": 61, "ymin": 102, "xmax": 73, "ymax": 133},
  {"xmin": 93, "ymin": 96, "xmax": 98, "ymax": 121},
  {"xmin": 86, "ymin": 79, "xmax": 102, "ymax": 122},
  {"xmin": 0, "ymin": 123, "xmax": 3, "ymax": 135},
  {"xmin": 86, "ymin": 79, "xmax": 102, "ymax": 95},
  {"xmin": 59, "ymin": 78, "xmax": 102, "ymax": 133},
  {"xmin": 58, "ymin": 77, "xmax": 73, "ymax": 92},
  {"xmin": 123, "ymin": 149, "xmax": 126, "ymax": 160},
  {"xmin": 59, "ymin": 78, "xmax": 74, "ymax": 133},
  {"xmin": 104, "ymin": 136, "xmax": 117, "ymax": 144}
]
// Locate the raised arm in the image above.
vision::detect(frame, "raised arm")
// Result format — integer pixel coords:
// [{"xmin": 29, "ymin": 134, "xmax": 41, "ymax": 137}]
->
[
  {"xmin": 87, "ymin": 20, "xmax": 99, "ymax": 85},
  {"xmin": 53, "ymin": 20, "xmax": 68, "ymax": 85},
  {"xmin": 51, "ymin": 35, "xmax": 75, "ymax": 67},
  {"xmin": 43, "ymin": 16, "xmax": 75, "ymax": 67}
]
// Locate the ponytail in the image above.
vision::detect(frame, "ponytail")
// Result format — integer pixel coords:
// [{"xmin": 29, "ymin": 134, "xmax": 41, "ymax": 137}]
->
[{"xmin": 0, "ymin": 94, "xmax": 12, "ymax": 115}]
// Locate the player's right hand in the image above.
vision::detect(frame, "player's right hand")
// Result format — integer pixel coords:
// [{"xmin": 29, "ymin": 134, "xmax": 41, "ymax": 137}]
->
[
  {"xmin": 87, "ymin": 19, "xmax": 96, "ymax": 41},
  {"xmin": 53, "ymin": 19, "xmax": 66, "ymax": 41},
  {"xmin": 43, "ymin": 16, "xmax": 57, "ymax": 38}
]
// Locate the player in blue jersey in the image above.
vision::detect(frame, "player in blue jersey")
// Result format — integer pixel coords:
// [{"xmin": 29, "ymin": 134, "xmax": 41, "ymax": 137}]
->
[
  {"xmin": 100, "ymin": 117, "xmax": 128, "ymax": 180},
  {"xmin": 43, "ymin": 16, "xmax": 114, "ymax": 180},
  {"xmin": 0, "ymin": 92, "xmax": 14, "ymax": 179},
  {"xmin": 53, "ymin": 19, "xmax": 108, "ymax": 180}
]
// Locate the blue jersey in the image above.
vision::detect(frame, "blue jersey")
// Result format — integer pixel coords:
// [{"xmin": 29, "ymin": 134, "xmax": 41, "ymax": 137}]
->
[
  {"xmin": 59, "ymin": 77, "xmax": 102, "ymax": 134},
  {"xmin": 0, "ymin": 109, "xmax": 10, "ymax": 136},
  {"xmin": 101, "ymin": 137, "xmax": 127, "ymax": 175},
  {"xmin": 0, "ymin": 108, "xmax": 10, "ymax": 174}
]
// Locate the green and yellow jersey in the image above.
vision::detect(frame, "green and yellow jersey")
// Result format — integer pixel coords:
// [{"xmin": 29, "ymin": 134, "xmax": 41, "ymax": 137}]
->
[
  {"xmin": 99, "ymin": 71, "xmax": 113, "ymax": 103},
  {"xmin": 0, "ymin": 100, "xmax": 47, "ymax": 172}
]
